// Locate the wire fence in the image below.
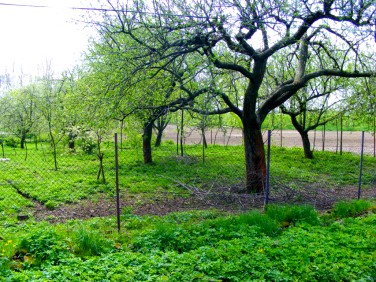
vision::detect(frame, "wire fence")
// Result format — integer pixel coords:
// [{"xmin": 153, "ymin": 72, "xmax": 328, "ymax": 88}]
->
[
  {"xmin": 0, "ymin": 129, "xmax": 375, "ymax": 227},
  {"xmin": 164, "ymin": 125, "xmax": 376, "ymax": 156}
]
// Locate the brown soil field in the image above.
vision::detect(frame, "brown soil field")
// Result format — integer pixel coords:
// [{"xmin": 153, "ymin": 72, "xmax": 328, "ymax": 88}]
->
[{"xmin": 164, "ymin": 125, "xmax": 376, "ymax": 156}]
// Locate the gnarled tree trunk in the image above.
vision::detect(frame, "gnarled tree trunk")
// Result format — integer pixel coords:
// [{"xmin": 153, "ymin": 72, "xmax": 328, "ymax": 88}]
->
[
  {"xmin": 243, "ymin": 120, "xmax": 266, "ymax": 193},
  {"xmin": 299, "ymin": 130, "xmax": 313, "ymax": 159}
]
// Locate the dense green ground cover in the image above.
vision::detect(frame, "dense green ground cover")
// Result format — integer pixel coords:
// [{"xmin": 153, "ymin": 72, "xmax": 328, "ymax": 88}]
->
[
  {"xmin": 0, "ymin": 201, "xmax": 375, "ymax": 281},
  {"xmin": 0, "ymin": 142, "xmax": 375, "ymax": 223}
]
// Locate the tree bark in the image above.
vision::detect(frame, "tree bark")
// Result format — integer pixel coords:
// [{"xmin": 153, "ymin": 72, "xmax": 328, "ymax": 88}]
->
[
  {"xmin": 285, "ymin": 110, "xmax": 314, "ymax": 159},
  {"xmin": 201, "ymin": 128, "xmax": 208, "ymax": 148},
  {"xmin": 154, "ymin": 130, "xmax": 163, "ymax": 147},
  {"xmin": 154, "ymin": 115, "xmax": 169, "ymax": 147},
  {"xmin": 243, "ymin": 121, "xmax": 266, "ymax": 193},
  {"xmin": 299, "ymin": 130, "xmax": 314, "ymax": 159},
  {"xmin": 20, "ymin": 131, "xmax": 27, "ymax": 149},
  {"xmin": 143, "ymin": 121, "xmax": 153, "ymax": 164}
]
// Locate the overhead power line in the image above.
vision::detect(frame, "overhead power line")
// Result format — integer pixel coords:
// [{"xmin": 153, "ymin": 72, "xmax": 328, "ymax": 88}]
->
[
  {"xmin": 0, "ymin": 2, "xmax": 124, "ymax": 12},
  {"xmin": 0, "ymin": 2, "xmax": 207, "ymax": 18},
  {"xmin": 0, "ymin": 1, "xmax": 372, "ymax": 32}
]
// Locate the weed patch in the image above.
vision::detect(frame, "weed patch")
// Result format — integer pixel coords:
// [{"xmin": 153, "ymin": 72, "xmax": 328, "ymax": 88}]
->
[
  {"xmin": 332, "ymin": 199, "xmax": 372, "ymax": 218},
  {"xmin": 71, "ymin": 225, "xmax": 112, "ymax": 257},
  {"xmin": 265, "ymin": 204, "xmax": 320, "ymax": 226}
]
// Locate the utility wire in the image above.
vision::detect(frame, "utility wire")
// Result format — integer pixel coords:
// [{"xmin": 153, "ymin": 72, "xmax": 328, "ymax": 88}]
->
[
  {"xmin": 0, "ymin": 2, "xmax": 134, "ymax": 12},
  {"xmin": 0, "ymin": 2, "xmax": 207, "ymax": 18},
  {"xmin": 0, "ymin": 1, "xmax": 371, "ymax": 32}
]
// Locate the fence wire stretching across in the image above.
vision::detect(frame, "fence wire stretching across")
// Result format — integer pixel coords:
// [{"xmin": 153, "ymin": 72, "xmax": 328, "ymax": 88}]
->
[{"xmin": 0, "ymin": 130, "xmax": 375, "ymax": 226}]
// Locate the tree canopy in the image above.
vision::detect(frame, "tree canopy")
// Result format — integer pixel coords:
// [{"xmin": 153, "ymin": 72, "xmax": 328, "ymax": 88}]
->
[{"xmin": 87, "ymin": 0, "xmax": 376, "ymax": 192}]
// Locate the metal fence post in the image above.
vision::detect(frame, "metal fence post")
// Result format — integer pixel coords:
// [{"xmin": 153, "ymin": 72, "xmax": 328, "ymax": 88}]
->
[
  {"xmin": 358, "ymin": 131, "xmax": 365, "ymax": 200},
  {"xmin": 114, "ymin": 133, "xmax": 121, "ymax": 232},
  {"xmin": 280, "ymin": 112, "xmax": 283, "ymax": 147},
  {"xmin": 264, "ymin": 130, "xmax": 271, "ymax": 206}
]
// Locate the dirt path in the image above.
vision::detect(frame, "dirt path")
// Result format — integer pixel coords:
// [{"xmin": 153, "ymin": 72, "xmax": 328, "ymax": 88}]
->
[{"xmin": 164, "ymin": 125, "xmax": 375, "ymax": 155}]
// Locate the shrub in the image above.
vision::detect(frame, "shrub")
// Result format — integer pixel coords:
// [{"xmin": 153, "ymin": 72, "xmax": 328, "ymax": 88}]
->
[
  {"xmin": 4, "ymin": 137, "xmax": 18, "ymax": 148},
  {"xmin": 79, "ymin": 138, "xmax": 96, "ymax": 154},
  {"xmin": 332, "ymin": 200, "xmax": 371, "ymax": 218},
  {"xmin": 265, "ymin": 204, "xmax": 320, "ymax": 226}
]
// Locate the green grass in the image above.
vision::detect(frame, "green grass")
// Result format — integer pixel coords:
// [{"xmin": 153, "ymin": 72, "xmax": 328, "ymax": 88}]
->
[
  {"xmin": 0, "ymin": 203, "xmax": 375, "ymax": 281},
  {"xmin": 271, "ymin": 147, "xmax": 376, "ymax": 186},
  {"xmin": 332, "ymin": 199, "xmax": 372, "ymax": 218},
  {"xmin": 262, "ymin": 113, "xmax": 375, "ymax": 132},
  {"xmin": 265, "ymin": 204, "xmax": 321, "ymax": 226},
  {"xmin": 0, "ymin": 141, "xmax": 375, "ymax": 223}
]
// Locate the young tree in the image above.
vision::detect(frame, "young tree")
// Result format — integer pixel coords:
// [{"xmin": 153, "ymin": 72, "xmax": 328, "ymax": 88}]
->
[
  {"xmin": 153, "ymin": 114, "xmax": 170, "ymax": 147},
  {"xmin": 93, "ymin": 0, "xmax": 375, "ymax": 192},
  {"xmin": 0, "ymin": 84, "xmax": 38, "ymax": 149},
  {"xmin": 36, "ymin": 64, "xmax": 67, "ymax": 170},
  {"xmin": 84, "ymin": 29, "xmax": 214, "ymax": 163},
  {"xmin": 280, "ymin": 77, "xmax": 349, "ymax": 158}
]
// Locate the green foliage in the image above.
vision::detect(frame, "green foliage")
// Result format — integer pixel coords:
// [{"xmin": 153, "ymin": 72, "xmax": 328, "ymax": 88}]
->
[
  {"xmin": 44, "ymin": 200, "xmax": 57, "ymax": 210},
  {"xmin": 332, "ymin": 199, "xmax": 372, "ymax": 218},
  {"xmin": 78, "ymin": 134, "xmax": 97, "ymax": 155},
  {"xmin": 229, "ymin": 211, "xmax": 281, "ymax": 236},
  {"xmin": 2, "ymin": 211, "xmax": 375, "ymax": 281},
  {"xmin": 121, "ymin": 206, "xmax": 134, "ymax": 219},
  {"xmin": 4, "ymin": 137, "xmax": 18, "ymax": 148},
  {"xmin": 131, "ymin": 210, "xmax": 280, "ymax": 253},
  {"xmin": 265, "ymin": 204, "xmax": 321, "ymax": 226},
  {"xmin": 71, "ymin": 225, "xmax": 112, "ymax": 257},
  {"xmin": 0, "ymin": 143, "xmax": 113, "ymax": 218},
  {"xmin": 15, "ymin": 229, "xmax": 69, "ymax": 267}
]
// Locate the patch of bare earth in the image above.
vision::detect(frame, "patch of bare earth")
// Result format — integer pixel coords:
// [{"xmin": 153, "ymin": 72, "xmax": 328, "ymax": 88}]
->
[{"xmin": 33, "ymin": 182, "xmax": 376, "ymax": 223}]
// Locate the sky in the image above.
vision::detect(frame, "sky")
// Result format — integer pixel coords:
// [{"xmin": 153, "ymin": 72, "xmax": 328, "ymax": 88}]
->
[{"xmin": 0, "ymin": 0, "xmax": 97, "ymax": 79}]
